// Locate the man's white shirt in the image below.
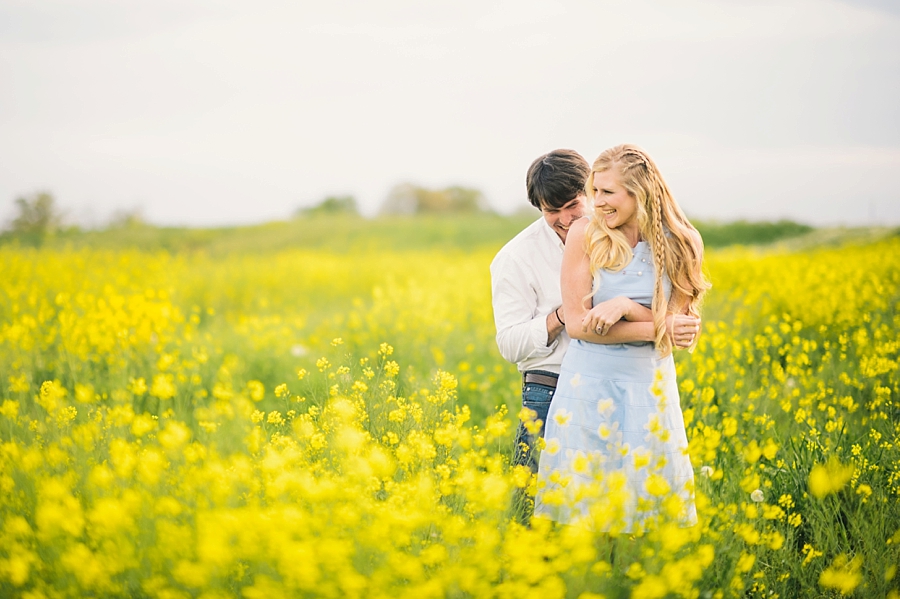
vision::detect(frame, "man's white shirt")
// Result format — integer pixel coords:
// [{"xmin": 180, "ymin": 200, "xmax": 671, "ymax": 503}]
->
[{"xmin": 490, "ymin": 216, "xmax": 570, "ymax": 374}]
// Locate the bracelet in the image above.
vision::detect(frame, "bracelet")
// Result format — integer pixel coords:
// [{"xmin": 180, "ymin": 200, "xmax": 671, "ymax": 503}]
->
[{"xmin": 555, "ymin": 308, "xmax": 565, "ymax": 326}]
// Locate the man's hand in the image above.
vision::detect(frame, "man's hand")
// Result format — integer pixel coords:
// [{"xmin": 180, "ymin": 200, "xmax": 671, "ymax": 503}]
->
[{"xmin": 667, "ymin": 313, "xmax": 701, "ymax": 349}]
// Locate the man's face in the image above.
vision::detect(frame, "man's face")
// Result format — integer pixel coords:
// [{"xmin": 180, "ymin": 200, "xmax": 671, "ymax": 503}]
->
[{"xmin": 541, "ymin": 194, "xmax": 587, "ymax": 244}]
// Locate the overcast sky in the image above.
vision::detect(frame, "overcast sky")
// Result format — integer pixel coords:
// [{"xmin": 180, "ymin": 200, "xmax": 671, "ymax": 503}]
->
[{"xmin": 1, "ymin": 0, "xmax": 898, "ymax": 227}]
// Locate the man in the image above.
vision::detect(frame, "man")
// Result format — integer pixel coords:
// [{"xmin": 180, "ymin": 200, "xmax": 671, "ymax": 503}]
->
[{"xmin": 490, "ymin": 149, "xmax": 590, "ymax": 476}]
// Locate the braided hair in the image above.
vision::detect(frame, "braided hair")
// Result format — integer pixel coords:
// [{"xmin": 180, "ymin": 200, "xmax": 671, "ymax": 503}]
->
[{"xmin": 583, "ymin": 144, "xmax": 710, "ymax": 356}]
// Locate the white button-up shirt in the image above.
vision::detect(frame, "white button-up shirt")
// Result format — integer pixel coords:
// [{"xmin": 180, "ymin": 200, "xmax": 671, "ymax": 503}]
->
[{"xmin": 490, "ymin": 216, "xmax": 570, "ymax": 374}]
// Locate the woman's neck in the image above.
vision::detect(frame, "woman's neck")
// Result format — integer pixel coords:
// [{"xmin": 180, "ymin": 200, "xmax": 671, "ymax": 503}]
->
[{"xmin": 620, "ymin": 223, "xmax": 642, "ymax": 248}]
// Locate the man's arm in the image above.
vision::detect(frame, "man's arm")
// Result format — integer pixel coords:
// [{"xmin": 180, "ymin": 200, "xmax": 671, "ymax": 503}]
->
[
  {"xmin": 545, "ymin": 307, "xmax": 566, "ymax": 346},
  {"xmin": 491, "ymin": 253, "xmax": 563, "ymax": 364}
]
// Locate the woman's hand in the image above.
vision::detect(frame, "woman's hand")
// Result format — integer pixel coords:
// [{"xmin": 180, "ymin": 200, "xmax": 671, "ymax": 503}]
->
[
  {"xmin": 582, "ymin": 296, "xmax": 635, "ymax": 336},
  {"xmin": 667, "ymin": 313, "xmax": 701, "ymax": 349}
]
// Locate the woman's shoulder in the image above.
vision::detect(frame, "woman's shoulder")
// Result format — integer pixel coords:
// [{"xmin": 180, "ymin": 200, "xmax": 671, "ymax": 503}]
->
[
  {"xmin": 568, "ymin": 216, "xmax": 592, "ymax": 241},
  {"xmin": 572, "ymin": 216, "xmax": 590, "ymax": 233},
  {"xmin": 560, "ymin": 216, "xmax": 585, "ymax": 248}
]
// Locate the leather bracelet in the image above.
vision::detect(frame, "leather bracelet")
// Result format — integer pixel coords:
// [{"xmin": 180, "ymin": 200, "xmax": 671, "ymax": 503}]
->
[{"xmin": 555, "ymin": 308, "xmax": 565, "ymax": 326}]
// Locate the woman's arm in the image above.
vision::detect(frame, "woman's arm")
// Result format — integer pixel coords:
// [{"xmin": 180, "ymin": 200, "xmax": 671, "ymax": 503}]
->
[
  {"xmin": 561, "ymin": 220, "xmax": 699, "ymax": 346},
  {"xmin": 562, "ymin": 220, "xmax": 655, "ymax": 344},
  {"xmin": 582, "ymin": 296, "xmax": 652, "ymax": 335},
  {"xmin": 583, "ymin": 310, "xmax": 700, "ymax": 347}
]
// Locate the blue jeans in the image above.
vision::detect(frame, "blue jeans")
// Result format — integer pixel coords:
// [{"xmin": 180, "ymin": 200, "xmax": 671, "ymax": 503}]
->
[{"xmin": 512, "ymin": 371, "xmax": 555, "ymax": 474}]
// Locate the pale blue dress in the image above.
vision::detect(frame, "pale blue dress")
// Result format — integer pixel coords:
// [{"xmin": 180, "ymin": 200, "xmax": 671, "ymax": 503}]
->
[{"xmin": 533, "ymin": 241, "xmax": 696, "ymax": 532}]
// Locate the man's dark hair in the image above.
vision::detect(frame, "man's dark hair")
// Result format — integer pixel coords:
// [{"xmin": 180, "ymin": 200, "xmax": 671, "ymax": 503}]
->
[{"xmin": 525, "ymin": 149, "xmax": 590, "ymax": 210}]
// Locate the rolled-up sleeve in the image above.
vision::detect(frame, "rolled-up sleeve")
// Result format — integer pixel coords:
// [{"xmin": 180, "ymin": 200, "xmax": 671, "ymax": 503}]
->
[{"xmin": 491, "ymin": 253, "xmax": 557, "ymax": 366}]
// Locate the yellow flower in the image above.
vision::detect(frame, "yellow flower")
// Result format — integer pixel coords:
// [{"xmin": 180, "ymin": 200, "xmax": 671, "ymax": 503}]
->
[
  {"xmin": 735, "ymin": 523, "xmax": 760, "ymax": 545},
  {"xmin": 736, "ymin": 552, "xmax": 756, "ymax": 573},
  {"xmin": 633, "ymin": 449, "xmax": 651, "ymax": 469},
  {"xmin": 645, "ymin": 474, "xmax": 671, "ymax": 497},
  {"xmin": 7, "ymin": 374, "xmax": 29, "ymax": 393},
  {"xmin": 632, "ymin": 574, "xmax": 668, "ymax": 599},
  {"xmin": 596, "ymin": 398, "xmax": 614, "ymax": 416},
  {"xmin": 247, "ymin": 380, "xmax": 265, "ymax": 402},
  {"xmin": 819, "ymin": 554, "xmax": 862, "ymax": 595},
  {"xmin": 2, "ymin": 552, "xmax": 33, "ymax": 586},
  {"xmin": 766, "ymin": 531, "xmax": 785, "ymax": 550},
  {"xmin": 571, "ymin": 451, "xmax": 589, "ymax": 474},
  {"xmin": 802, "ymin": 543, "xmax": 823, "ymax": 565},
  {"xmin": 137, "ymin": 448, "xmax": 167, "ymax": 485},
  {"xmin": 553, "ymin": 409, "xmax": 572, "ymax": 427},
  {"xmin": 544, "ymin": 438, "xmax": 561, "ymax": 455},
  {"xmin": 383, "ymin": 360, "xmax": 401, "ymax": 377},
  {"xmin": 74, "ymin": 383, "xmax": 96, "ymax": 403},
  {"xmin": 742, "ymin": 440, "xmax": 762, "ymax": 463},
  {"xmin": 722, "ymin": 416, "xmax": 738, "ymax": 437},
  {"xmin": 35, "ymin": 478, "xmax": 84, "ymax": 538},
  {"xmin": 518, "ymin": 406, "xmax": 537, "ymax": 423},
  {"xmin": 809, "ymin": 457, "xmax": 854, "ymax": 498},
  {"xmin": 762, "ymin": 438, "xmax": 779, "ymax": 460},
  {"xmin": 762, "ymin": 504, "xmax": 784, "ymax": 520},
  {"xmin": 150, "ymin": 373, "xmax": 176, "ymax": 400},
  {"xmin": 159, "ymin": 420, "xmax": 191, "ymax": 451},
  {"xmin": 37, "ymin": 380, "xmax": 67, "ymax": 414},
  {"xmin": 855, "ymin": 484, "xmax": 872, "ymax": 503},
  {"xmin": 0, "ymin": 400, "xmax": 20, "ymax": 420},
  {"xmin": 131, "ymin": 413, "xmax": 157, "ymax": 437}
]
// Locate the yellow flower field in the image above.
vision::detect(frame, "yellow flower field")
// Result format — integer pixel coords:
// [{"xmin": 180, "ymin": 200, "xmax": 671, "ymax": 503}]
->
[{"xmin": 1, "ymin": 234, "xmax": 898, "ymax": 598}]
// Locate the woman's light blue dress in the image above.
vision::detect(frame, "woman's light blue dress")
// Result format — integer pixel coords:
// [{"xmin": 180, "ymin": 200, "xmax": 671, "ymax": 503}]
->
[{"xmin": 534, "ymin": 241, "xmax": 696, "ymax": 532}]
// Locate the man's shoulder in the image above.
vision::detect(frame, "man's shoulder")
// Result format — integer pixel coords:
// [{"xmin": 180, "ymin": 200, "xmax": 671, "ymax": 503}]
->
[{"xmin": 493, "ymin": 217, "xmax": 547, "ymax": 263}]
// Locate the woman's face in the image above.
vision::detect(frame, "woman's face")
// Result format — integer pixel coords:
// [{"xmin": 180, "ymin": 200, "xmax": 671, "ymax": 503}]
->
[{"xmin": 591, "ymin": 168, "xmax": 637, "ymax": 231}]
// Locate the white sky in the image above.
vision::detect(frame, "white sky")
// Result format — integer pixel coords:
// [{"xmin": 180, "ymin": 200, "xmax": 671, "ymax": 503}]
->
[{"xmin": 1, "ymin": 0, "xmax": 899, "ymax": 227}]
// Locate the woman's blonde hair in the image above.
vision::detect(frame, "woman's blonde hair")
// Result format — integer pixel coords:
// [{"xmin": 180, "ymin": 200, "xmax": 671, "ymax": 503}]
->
[{"xmin": 584, "ymin": 144, "xmax": 710, "ymax": 356}]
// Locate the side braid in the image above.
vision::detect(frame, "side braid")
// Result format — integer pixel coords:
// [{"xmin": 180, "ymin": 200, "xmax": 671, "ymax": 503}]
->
[
  {"xmin": 623, "ymin": 148, "xmax": 674, "ymax": 356},
  {"xmin": 650, "ymin": 181, "xmax": 672, "ymax": 357}
]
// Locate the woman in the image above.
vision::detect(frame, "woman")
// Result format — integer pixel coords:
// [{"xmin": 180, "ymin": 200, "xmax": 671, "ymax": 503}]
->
[{"xmin": 534, "ymin": 144, "xmax": 710, "ymax": 532}]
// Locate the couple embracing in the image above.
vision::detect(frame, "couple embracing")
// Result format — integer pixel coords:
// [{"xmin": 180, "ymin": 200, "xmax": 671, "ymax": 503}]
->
[{"xmin": 490, "ymin": 145, "xmax": 710, "ymax": 531}]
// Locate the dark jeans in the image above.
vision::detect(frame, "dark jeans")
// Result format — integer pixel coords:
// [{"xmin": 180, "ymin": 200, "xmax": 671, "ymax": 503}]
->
[
  {"xmin": 511, "ymin": 371, "xmax": 556, "ymax": 524},
  {"xmin": 512, "ymin": 371, "xmax": 556, "ymax": 473}
]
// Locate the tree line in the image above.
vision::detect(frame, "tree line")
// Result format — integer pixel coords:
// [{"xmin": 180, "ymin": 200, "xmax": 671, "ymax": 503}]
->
[
  {"xmin": 297, "ymin": 183, "xmax": 491, "ymax": 217},
  {"xmin": 3, "ymin": 188, "xmax": 825, "ymax": 249},
  {"xmin": 3, "ymin": 182, "xmax": 492, "ymax": 241}
]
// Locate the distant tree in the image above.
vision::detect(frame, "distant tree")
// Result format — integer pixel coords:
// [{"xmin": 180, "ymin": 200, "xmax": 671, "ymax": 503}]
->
[
  {"xmin": 5, "ymin": 191, "xmax": 63, "ymax": 246},
  {"xmin": 297, "ymin": 195, "xmax": 359, "ymax": 217},
  {"xmin": 380, "ymin": 183, "xmax": 419, "ymax": 215},
  {"xmin": 108, "ymin": 207, "xmax": 147, "ymax": 229},
  {"xmin": 444, "ymin": 186, "xmax": 490, "ymax": 213},
  {"xmin": 380, "ymin": 183, "xmax": 491, "ymax": 215}
]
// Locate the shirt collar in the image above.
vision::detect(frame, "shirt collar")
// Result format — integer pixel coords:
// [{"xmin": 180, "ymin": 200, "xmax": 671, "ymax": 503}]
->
[{"xmin": 538, "ymin": 216, "xmax": 565, "ymax": 251}]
